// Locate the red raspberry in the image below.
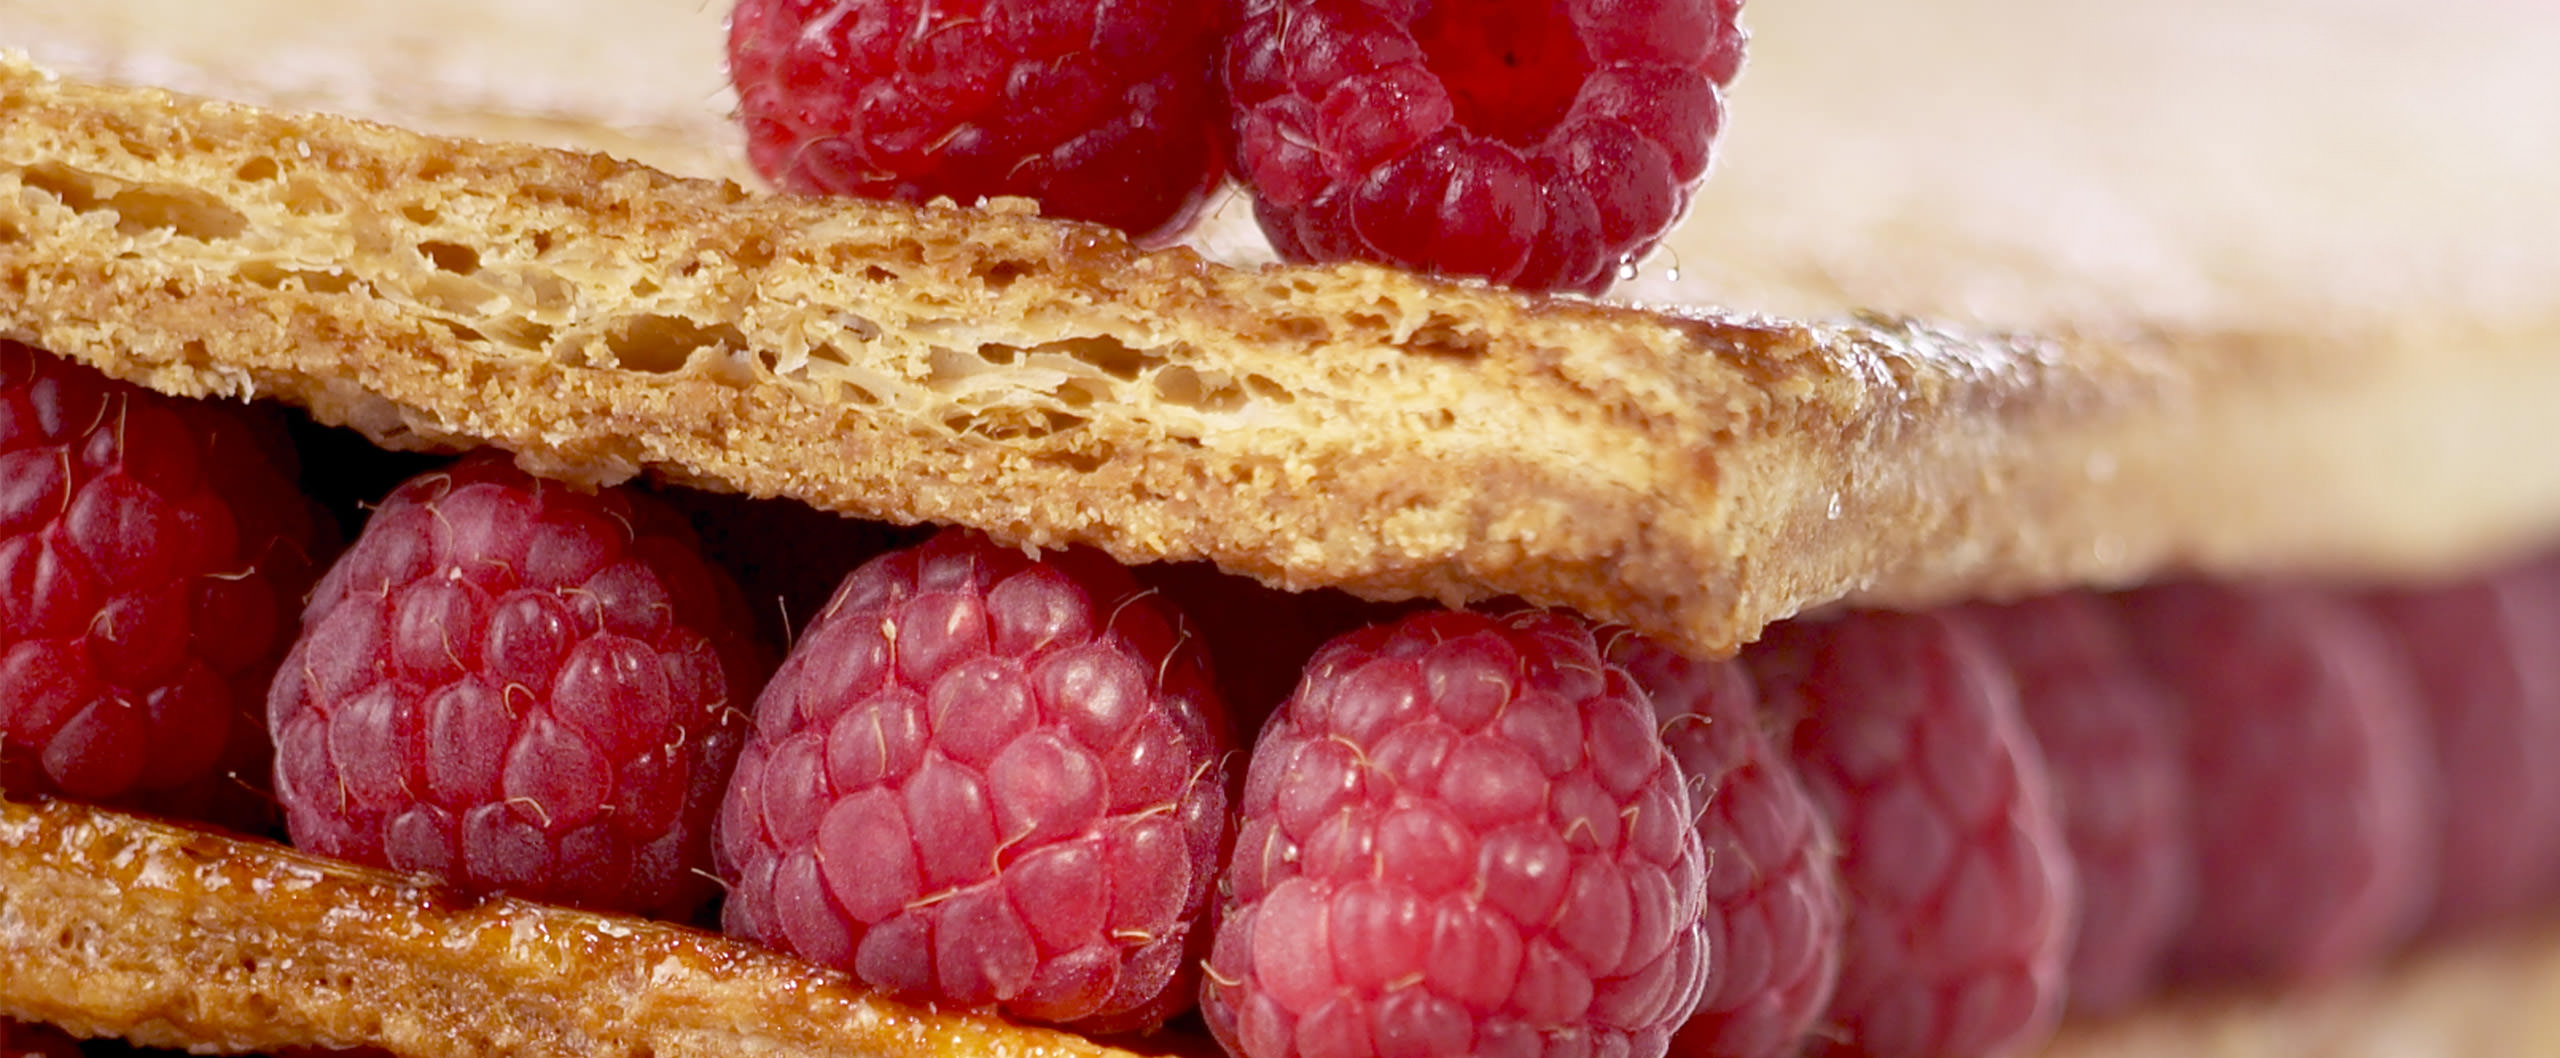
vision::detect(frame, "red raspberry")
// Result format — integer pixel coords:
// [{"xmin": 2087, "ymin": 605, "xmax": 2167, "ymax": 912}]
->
[
  {"xmin": 1202, "ymin": 610, "xmax": 1710, "ymax": 1058},
  {"xmin": 1223, "ymin": 0, "xmax": 1746, "ymax": 292},
  {"xmin": 267, "ymin": 453, "xmax": 767, "ymax": 917},
  {"xmin": 1605, "ymin": 634, "xmax": 1840, "ymax": 1058},
  {"xmin": 1963, "ymin": 595, "xmax": 2193, "ymax": 1015},
  {"xmin": 0, "ymin": 343, "xmax": 330, "ymax": 827},
  {"xmin": 727, "ymin": 0, "xmax": 1228, "ymax": 245},
  {"xmin": 2110, "ymin": 583, "xmax": 2436, "ymax": 983},
  {"xmin": 2363, "ymin": 571, "xmax": 2560, "ymax": 930},
  {"xmin": 715, "ymin": 528, "xmax": 1231, "ymax": 1033},
  {"xmin": 1, "ymin": 1020, "xmax": 82, "ymax": 1058},
  {"xmin": 1749, "ymin": 610, "xmax": 2072, "ymax": 1058}
]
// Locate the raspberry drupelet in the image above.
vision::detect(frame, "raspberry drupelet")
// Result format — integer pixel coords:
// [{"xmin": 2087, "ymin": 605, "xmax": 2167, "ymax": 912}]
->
[
  {"xmin": 727, "ymin": 0, "xmax": 1229, "ymax": 245},
  {"xmin": 2111, "ymin": 583, "xmax": 2438, "ymax": 984},
  {"xmin": 1749, "ymin": 610, "xmax": 2073, "ymax": 1058},
  {"xmin": 0, "ymin": 343, "xmax": 331, "ymax": 828},
  {"xmin": 1964, "ymin": 595, "xmax": 2193, "ymax": 1015},
  {"xmin": 267, "ymin": 453, "xmax": 768, "ymax": 917},
  {"xmin": 1223, "ymin": 0, "xmax": 1747, "ymax": 291},
  {"xmin": 1605, "ymin": 634, "xmax": 1842, "ymax": 1058},
  {"xmin": 716, "ymin": 528, "xmax": 1231, "ymax": 1033},
  {"xmin": 1202, "ymin": 610, "xmax": 1710, "ymax": 1058}
]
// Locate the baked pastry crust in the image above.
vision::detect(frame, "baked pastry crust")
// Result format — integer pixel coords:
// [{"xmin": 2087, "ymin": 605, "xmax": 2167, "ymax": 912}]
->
[
  {"xmin": 10, "ymin": 797, "xmax": 2560, "ymax": 1058},
  {"xmin": 0, "ymin": 799, "xmax": 1134, "ymax": 1058},
  {"xmin": 9, "ymin": 58, "xmax": 2560, "ymax": 663}
]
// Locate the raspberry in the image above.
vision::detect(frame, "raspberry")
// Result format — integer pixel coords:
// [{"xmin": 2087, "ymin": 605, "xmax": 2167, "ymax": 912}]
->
[
  {"xmin": 0, "ymin": 343, "xmax": 331, "ymax": 828},
  {"xmin": 1202, "ymin": 610, "xmax": 1710, "ymax": 1058},
  {"xmin": 1223, "ymin": 0, "xmax": 1746, "ymax": 291},
  {"xmin": 1604, "ymin": 634, "xmax": 1840, "ymax": 1058},
  {"xmin": 727, "ymin": 0, "xmax": 1228, "ymax": 245},
  {"xmin": 2110, "ymin": 583, "xmax": 2436, "ymax": 984},
  {"xmin": 1963, "ymin": 595, "xmax": 2193, "ymax": 1015},
  {"xmin": 1, "ymin": 1020, "xmax": 81, "ymax": 1058},
  {"xmin": 2362, "ymin": 570, "xmax": 2560, "ymax": 930},
  {"xmin": 1748, "ymin": 610, "xmax": 2072, "ymax": 1058},
  {"xmin": 267, "ymin": 453, "xmax": 767, "ymax": 917},
  {"xmin": 715, "ymin": 528, "xmax": 1231, "ymax": 1033}
]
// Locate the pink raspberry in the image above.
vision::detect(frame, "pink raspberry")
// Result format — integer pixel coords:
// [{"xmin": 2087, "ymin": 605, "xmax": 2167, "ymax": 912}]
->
[
  {"xmin": 2363, "ymin": 571, "xmax": 2560, "ymax": 930},
  {"xmin": 727, "ymin": 0, "xmax": 1228, "ymax": 245},
  {"xmin": 0, "ymin": 342, "xmax": 332, "ymax": 828},
  {"xmin": 1223, "ymin": 0, "xmax": 1746, "ymax": 292},
  {"xmin": 267, "ymin": 453, "xmax": 767, "ymax": 917},
  {"xmin": 1604, "ymin": 634, "xmax": 1840, "ymax": 1058},
  {"xmin": 715, "ymin": 529, "xmax": 1231, "ymax": 1033},
  {"xmin": 1202, "ymin": 610, "xmax": 1710, "ymax": 1058},
  {"xmin": 1, "ymin": 1020, "xmax": 82, "ymax": 1058},
  {"xmin": 1964, "ymin": 595, "xmax": 2193, "ymax": 1015},
  {"xmin": 2111, "ymin": 583, "xmax": 2437, "ymax": 983},
  {"xmin": 1749, "ymin": 610, "xmax": 2072, "ymax": 1058}
]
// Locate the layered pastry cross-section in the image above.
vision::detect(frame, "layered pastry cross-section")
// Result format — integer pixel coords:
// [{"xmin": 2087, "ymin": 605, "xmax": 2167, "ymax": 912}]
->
[{"xmin": 5, "ymin": 1, "xmax": 2560, "ymax": 1057}]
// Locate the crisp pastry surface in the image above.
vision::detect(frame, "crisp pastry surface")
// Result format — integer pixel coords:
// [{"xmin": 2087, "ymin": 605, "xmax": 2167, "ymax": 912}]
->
[{"xmin": 9, "ymin": 60, "xmax": 2560, "ymax": 662}]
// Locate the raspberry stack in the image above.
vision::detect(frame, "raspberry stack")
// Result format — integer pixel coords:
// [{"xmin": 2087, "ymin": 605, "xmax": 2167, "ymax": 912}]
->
[
  {"xmin": 723, "ymin": 0, "xmax": 1748, "ymax": 293},
  {"xmin": 1201, "ymin": 610, "xmax": 1713, "ymax": 1058},
  {"xmin": 727, "ymin": 0, "xmax": 1230, "ymax": 244},
  {"xmin": 1223, "ymin": 0, "xmax": 1747, "ymax": 290},
  {"xmin": 2112, "ymin": 584, "xmax": 2437, "ymax": 984},
  {"xmin": 20, "ymin": 349, "xmax": 2560, "ymax": 1058},
  {"xmin": 1605, "ymin": 635, "xmax": 1842, "ymax": 1058},
  {"xmin": 266, "ymin": 453, "xmax": 769, "ymax": 917},
  {"xmin": 715, "ymin": 529, "xmax": 1234, "ymax": 1032},
  {"xmin": 1752, "ymin": 612, "xmax": 2075, "ymax": 1058},
  {"xmin": 0, "ymin": 343, "xmax": 331, "ymax": 831}
]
